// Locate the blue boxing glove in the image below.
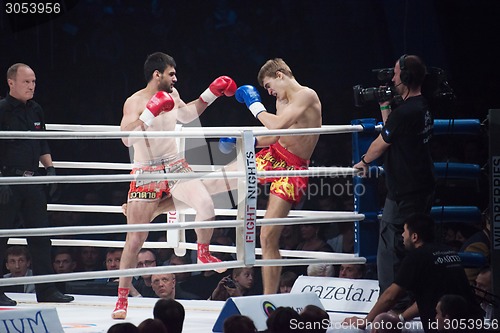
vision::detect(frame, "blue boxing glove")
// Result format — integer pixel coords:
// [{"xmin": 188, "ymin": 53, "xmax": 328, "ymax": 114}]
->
[
  {"xmin": 235, "ymin": 85, "xmax": 266, "ymax": 118},
  {"xmin": 219, "ymin": 137, "xmax": 236, "ymax": 154}
]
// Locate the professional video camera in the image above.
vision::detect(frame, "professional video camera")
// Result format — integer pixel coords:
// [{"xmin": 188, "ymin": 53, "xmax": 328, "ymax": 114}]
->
[{"xmin": 353, "ymin": 67, "xmax": 455, "ymax": 107}]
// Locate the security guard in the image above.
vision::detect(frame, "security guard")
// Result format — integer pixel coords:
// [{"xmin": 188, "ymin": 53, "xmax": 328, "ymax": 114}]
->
[{"xmin": 0, "ymin": 63, "xmax": 73, "ymax": 306}]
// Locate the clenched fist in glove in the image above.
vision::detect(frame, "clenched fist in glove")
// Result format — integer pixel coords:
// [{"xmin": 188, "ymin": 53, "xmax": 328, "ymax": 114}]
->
[
  {"xmin": 199, "ymin": 76, "xmax": 237, "ymax": 106},
  {"xmin": 139, "ymin": 91, "xmax": 175, "ymax": 126},
  {"xmin": 235, "ymin": 85, "xmax": 266, "ymax": 118}
]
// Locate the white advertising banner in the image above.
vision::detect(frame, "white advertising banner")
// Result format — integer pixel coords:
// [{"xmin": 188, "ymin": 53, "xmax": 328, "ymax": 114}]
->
[
  {"xmin": 291, "ymin": 275, "xmax": 379, "ymax": 314},
  {"xmin": 0, "ymin": 307, "xmax": 64, "ymax": 333}
]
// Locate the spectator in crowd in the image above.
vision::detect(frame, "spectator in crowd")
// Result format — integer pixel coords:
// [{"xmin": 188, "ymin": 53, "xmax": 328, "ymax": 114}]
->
[
  {"xmin": 370, "ymin": 312, "xmax": 402, "ymax": 333},
  {"xmin": 474, "ymin": 266, "xmax": 494, "ymax": 320},
  {"xmin": 95, "ymin": 248, "xmax": 125, "ymax": 286},
  {"xmin": 76, "ymin": 246, "xmax": 103, "ymax": 272},
  {"xmin": 151, "ymin": 273, "xmax": 176, "ymax": 299},
  {"xmin": 210, "ymin": 267, "xmax": 255, "ymax": 301},
  {"xmin": 132, "ymin": 248, "xmax": 157, "ymax": 297},
  {"xmin": 167, "ymin": 253, "xmax": 201, "ymax": 299},
  {"xmin": 107, "ymin": 322, "xmax": 139, "ymax": 333},
  {"xmin": 460, "ymin": 212, "xmax": 491, "ymax": 284},
  {"xmin": 339, "ymin": 263, "xmax": 366, "ymax": 279},
  {"xmin": 52, "ymin": 247, "xmax": 77, "ymax": 274},
  {"xmin": 265, "ymin": 306, "xmax": 303, "ymax": 333},
  {"xmin": 300, "ymin": 304, "xmax": 329, "ymax": 333},
  {"xmin": 223, "ymin": 314, "xmax": 257, "ymax": 333},
  {"xmin": 137, "ymin": 318, "xmax": 167, "ymax": 333},
  {"xmin": 327, "ymin": 222, "xmax": 355, "ymax": 253},
  {"xmin": 307, "ymin": 264, "xmax": 334, "ymax": 277},
  {"xmin": 3, "ymin": 246, "xmax": 35, "ymax": 293},
  {"xmin": 296, "ymin": 224, "xmax": 333, "ymax": 253},
  {"xmin": 153, "ymin": 298, "xmax": 185, "ymax": 333},
  {"xmin": 279, "ymin": 225, "xmax": 301, "ymax": 251},
  {"xmin": 52, "ymin": 247, "xmax": 77, "ymax": 293},
  {"xmin": 279, "ymin": 271, "xmax": 298, "ymax": 294},
  {"xmin": 105, "ymin": 248, "xmax": 122, "ymax": 271},
  {"xmin": 168, "ymin": 254, "xmax": 192, "ymax": 284},
  {"xmin": 434, "ymin": 294, "xmax": 468, "ymax": 332}
]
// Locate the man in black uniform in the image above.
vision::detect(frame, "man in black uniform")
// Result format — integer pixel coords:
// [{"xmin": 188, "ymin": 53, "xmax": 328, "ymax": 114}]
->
[
  {"xmin": 0, "ymin": 63, "xmax": 74, "ymax": 305},
  {"xmin": 343, "ymin": 214, "xmax": 484, "ymax": 332},
  {"xmin": 354, "ymin": 55, "xmax": 435, "ymax": 296}
]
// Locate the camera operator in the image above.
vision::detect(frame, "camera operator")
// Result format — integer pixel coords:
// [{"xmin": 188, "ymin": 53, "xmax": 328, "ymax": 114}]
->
[
  {"xmin": 209, "ymin": 267, "xmax": 255, "ymax": 301},
  {"xmin": 353, "ymin": 55, "xmax": 435, "ymax": 306}
]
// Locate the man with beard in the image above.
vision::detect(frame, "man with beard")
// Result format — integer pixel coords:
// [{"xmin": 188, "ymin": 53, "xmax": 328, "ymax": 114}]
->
[{"xmin": 112, "ymin": 52, "xmax": 236, "ymax": 319}]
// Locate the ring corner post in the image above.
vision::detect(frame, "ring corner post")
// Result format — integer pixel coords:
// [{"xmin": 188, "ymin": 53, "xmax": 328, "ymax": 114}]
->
[
  {"xmin": 235, "ymin": 130, "xmax": 257, "ymax": 266},
  {"xmin": 488, "ymin": 109, "xmax": 500, "ymax": 322},
  {"xmin": 352, "ymin": 118, "xmax": 380, "ymax": 262}
]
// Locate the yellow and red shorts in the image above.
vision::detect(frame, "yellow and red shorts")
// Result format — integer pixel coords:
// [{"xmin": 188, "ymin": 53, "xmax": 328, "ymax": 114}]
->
[
  {"xmin": 256, "ymin": 142, "xmax": 309, "ymax": 204},
  {"xmin": 128, "ymin": 158, "xmax": 192, "ymax": 201}
]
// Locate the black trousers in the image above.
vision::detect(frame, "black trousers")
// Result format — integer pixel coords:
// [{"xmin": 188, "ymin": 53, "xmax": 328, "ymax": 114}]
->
[{"xmin": 0, "ymin": 182, "xmax": 57, "ymax": 296}]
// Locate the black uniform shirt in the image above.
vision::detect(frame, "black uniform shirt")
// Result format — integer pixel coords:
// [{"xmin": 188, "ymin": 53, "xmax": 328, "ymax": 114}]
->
[
  {"xmin": 381, "ymin": 95, "xmax": 435, "ymax": 200},
  {"xmin": 0, "ymin": 94, "xmax": 51, "ymax": 171}
]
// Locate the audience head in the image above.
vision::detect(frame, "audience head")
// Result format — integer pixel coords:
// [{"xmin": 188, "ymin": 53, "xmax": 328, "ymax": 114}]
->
[
  {"xmin": 78, "ymin": 246, "xmax": 102, "ymax": 271},
  {"xmin": 300, "ymin": 304, "xmax": 329, "ymax": 333},
  {"xmin": 266, "ymin": 306, "xmax": 302, "ymax": 333},
  {"xmin": 279, "ymin": 271, "xmax": 298, "ymax": 293},
  {"xmin": 151, "ymin": 273, "xmax": 176, "ymax": 299},
  {"xmin": 5, "ymin": 246, "xmax": 31, "ymax": 277},
  {"xmin": 137, "ymin": 249, "xmax": 157, "ymax": 279},
  {"xmin": 105, "ymin": 248, "xmax": 123, "ymax": 270},
  {"xmin": 232, "ymin": 267, "xmax": 254, "ymax": 291},
  {"xmin": 371, "ymin": 312, "xmax": 402, "ymax": 333},
  {"xmin": 137, "ymin": 318, "xmax": 167, "ymax": 333},
  {"xmin": 475, "ymin": 266, "xmax": 492, "ymax": 303},
  {"xmin": 339, "ymin": 264, "xmax": 365, "ymax": 279},
  {"xmin": 168, "ymin": 254, "xmax": 192, "ymax": 282},
  {"xmin": 435, "ymin": 294, "xmax": 468, "ymax": 332},
  {"xmin": 307, "ymin": 264, "xmax": 334, "ymax": 277},
  {"xmin": 223, "ymin": 314, "xmax": 257, "ymax": 333},
  {"xmin": 403, "ymin": 214, "xmax": 435, "ymax": 250},
  {"xmin": 153, "ymin": 298, "xmax": 185, "ymax": 333},
  {"xmin": 52, "ymin": 247, "xmax": 77, "ymax": 274},
  {"xmin": 107, "ymin": 322, "xmax": 139, "ymax": 333}
]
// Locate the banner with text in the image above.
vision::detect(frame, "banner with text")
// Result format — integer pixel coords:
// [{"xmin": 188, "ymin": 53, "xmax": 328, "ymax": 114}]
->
[
  {"xmin": 0, "ymin": 307, "xmax": 64, "ymax": 333},
  {"xmin": 291, "ymin": 276, "xmax": 379, "ymax": 314}
]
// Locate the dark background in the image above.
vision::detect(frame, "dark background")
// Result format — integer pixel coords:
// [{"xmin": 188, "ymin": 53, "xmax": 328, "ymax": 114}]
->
[{"xmin": 0, "ymin": 0, "xmax": 498, "ymax": 211}]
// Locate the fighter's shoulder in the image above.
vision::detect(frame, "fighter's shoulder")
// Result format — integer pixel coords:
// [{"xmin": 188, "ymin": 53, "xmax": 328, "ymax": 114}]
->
[
  {"xmin": 295, "ymin": 86, "xmax": 320, "ymax": 103},
  {"xmin": 124, "ymin": 89, "xmax": 148, "ymax": 106}
]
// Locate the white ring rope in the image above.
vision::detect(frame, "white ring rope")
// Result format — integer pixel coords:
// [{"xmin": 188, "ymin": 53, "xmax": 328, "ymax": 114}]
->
[
  {"xmin": 0, "ymin": 167, "xmax": 361, "ymax": 185},
  {"xmin": 0, "ymin": 125, "xmax": 364, "ymax": 140},
  {"xmin": 45, "ymin": 205, "xmax": 345, "ymax": 218},
  {"xmin": 44, "ymin": 161, "xmax": 223, "ymax": 172},
  {"xmin": 0, "ymin": 253, "xmax": 366, "ymax": 287},
  {"xmin": 6, "ymin": 238, "xmax": 350, "ymax": 260},
  {"xmin": 0, "ymin": 213, "xmax": 364, "ymax": 238}
]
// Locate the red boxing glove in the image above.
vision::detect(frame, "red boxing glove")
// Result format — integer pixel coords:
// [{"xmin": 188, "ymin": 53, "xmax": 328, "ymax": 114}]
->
[
  {"xmin": 139, "ymin": 91, "xmax": 174, "ymax": 126},
  {"xmin": 199, "ymin": 76, "xmax": 237, "ymax": 106}
]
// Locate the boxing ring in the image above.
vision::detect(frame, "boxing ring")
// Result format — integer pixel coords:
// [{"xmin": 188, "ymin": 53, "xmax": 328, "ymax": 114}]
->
[{"xmin": 0, "ymin": 117, "xmax": 490, "ymax": 332}]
